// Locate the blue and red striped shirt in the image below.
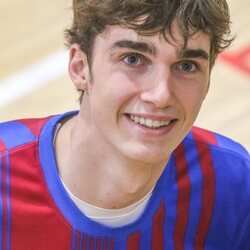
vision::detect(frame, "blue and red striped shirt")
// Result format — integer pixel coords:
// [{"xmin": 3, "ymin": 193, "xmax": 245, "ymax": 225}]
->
[{"xmin": 0, "ymin": 111, "xmax": 249, "ymax": 249}]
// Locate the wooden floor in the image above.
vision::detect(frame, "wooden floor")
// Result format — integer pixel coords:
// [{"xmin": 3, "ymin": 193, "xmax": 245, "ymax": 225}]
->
[{"xmin": 0, "ymin": 0, "xmax": 250, "ymax": 149}]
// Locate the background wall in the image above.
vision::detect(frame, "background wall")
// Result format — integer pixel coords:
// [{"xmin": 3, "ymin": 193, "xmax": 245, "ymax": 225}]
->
[{"xmin": 0, "ymin": 0, "xmax": 249, "ymax": 149}]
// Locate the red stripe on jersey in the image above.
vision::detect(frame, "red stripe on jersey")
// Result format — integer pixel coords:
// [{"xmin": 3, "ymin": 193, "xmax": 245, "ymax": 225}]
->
[
  {"xmin": 83, "ymin": 234, "xmax": 88, "ymax": 250},
  {"xmin": 75, "ymin": 231, "xmax": 81, "ymax": 250},
  {"xmin": 96, "ymin": 237, "xmax": 101, "ymax": 250},
  {"xmin": 193, "ymin": 138, "xmax": 216, "ymax": 249},
  {"xmin": 17, "ymin": 117, "xmax": 51, "ymax": 139},
  {"xmin": 192, "ymin": 127, "xmax": 218, "ymax": 146},
  {"xmin": 127, "ymin": 231, "xmax": 140, "ymax": 250},
  {"xmin": 152, "ymin": 200, "xmax": 165, "ymax": 250},
  {"xmin": 103, "ymin": 237, "xmax": 108, "ymax": 250},
  {"xmin": 0, "ymin": 140, "xmax": 7, "ymax": 151},
  {"xmin": 109, "ymin": 238, "xmax": 115, "ymax": 250},
  {"xmin": 173, "ymin": 143, "xmax": 191, "ymax": 249},
  {"xmin": 89, "ymin": 236, "xmax": 94, "ymax": 250}
]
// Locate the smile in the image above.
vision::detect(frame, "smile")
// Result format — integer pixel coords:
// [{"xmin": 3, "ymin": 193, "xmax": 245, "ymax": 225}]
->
[{"xmin": 129, "ymin": 115, "xmax": 171, "ymax": 129}]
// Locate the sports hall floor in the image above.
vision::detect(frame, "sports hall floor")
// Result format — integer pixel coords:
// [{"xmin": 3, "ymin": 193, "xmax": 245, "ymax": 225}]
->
[{"xmin": 0, "ymin": 0, "xmax": 250, "ymax": 150}]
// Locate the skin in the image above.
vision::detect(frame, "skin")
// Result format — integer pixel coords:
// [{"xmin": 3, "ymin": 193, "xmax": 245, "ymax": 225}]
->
[{"xmin": 55, "ymin": 24, "xmax": 211, "ymax": 209}]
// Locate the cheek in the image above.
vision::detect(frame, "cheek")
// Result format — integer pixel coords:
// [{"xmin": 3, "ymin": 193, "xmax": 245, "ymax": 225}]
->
[
  {"xmin": 178, "ymin": 83, "xmax": 207, "ymax": 115},
  {"xmin": 103, "ymin": 74, "xmax": 140, "ymax": 105},
  {"xmin": 88, "ymin": 74, "xmax": 139, "ymax": 123}
]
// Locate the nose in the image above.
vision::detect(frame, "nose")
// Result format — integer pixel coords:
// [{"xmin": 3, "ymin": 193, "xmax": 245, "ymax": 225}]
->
[{"xmin": 140, "ymin": 68, "xmax": 175, "ymax": 108}]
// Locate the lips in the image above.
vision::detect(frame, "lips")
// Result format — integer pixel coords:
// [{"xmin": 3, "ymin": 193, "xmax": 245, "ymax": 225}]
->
[{"xmin": 128, "ymin": 114, "xmax": 174, "ymax": 129}]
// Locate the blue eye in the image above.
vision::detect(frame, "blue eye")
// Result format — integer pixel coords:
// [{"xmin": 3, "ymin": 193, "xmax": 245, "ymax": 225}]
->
[
  {"xmin": 178, "ymin": 62, "xmax": 197, "ymax": 72},
  {"xmin": 124, "ymin": 54, "xmax": 141, "ymax": 66}
]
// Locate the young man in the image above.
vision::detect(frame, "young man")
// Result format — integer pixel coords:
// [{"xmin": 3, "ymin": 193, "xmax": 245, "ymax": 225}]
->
[{"xmin": 0, "ymin": 0, "xmax": 249, "ymax": 249}]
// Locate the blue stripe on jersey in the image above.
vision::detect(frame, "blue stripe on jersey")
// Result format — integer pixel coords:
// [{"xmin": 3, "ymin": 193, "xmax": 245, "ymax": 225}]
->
[
  {"xmin": 0, "ymin": 121, "xmax": 35, "ymax": 150},
  {"xmin": 71, "ymin": 228, "xmax": 77, "ymax": 250},
  {"xmin": 139, "ymin": 225, "xmax": 152, "ymax": 250},
  {"xmin": 182, "ymin": 138, "xmax": 203, "ymax": 249},
  {"xmin": 113, "ymin": 236, "xmax": 126, "ymax": 250},
  {"xmin": 79, "ymin": 233, "xmax": 83, "ymax": 250}
]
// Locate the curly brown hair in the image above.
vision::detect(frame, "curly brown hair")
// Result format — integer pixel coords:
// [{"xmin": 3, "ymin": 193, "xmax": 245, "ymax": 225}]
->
[{"xmin": 65, "ymin": 0, "xmax": 233, "ymax": 100}]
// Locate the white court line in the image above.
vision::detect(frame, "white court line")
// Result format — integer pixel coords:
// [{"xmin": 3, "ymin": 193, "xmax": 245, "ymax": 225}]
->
[{"xmin": 0, "ymin": 50, "xmax": 68, "ymax": 108}]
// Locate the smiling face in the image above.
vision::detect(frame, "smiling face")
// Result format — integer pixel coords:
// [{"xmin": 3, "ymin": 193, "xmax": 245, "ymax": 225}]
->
[{"xmin": 69, "ymin": 24, "xmax": 211, "ymax": 164}]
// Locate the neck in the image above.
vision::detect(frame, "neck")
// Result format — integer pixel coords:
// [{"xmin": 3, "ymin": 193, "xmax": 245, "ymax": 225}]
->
[{"xmin": 55, "ymin": 114, "xmax": 168, "ymax": 209}]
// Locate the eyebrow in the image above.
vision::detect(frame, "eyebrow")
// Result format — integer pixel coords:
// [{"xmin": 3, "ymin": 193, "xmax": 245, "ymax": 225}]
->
[
  {"xmin": 111, "ymin": 40, "xmax": 157, "ymax": 55},
  {"xmin": 111, "ymin": 39, "xmax": 209, "ymax": 61},
  {"xmin": 179, "ymin": 49, "xmax": 209, "ymax": 60}
]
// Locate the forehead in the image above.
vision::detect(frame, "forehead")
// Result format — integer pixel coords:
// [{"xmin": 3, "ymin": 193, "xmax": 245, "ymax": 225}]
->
[{"xmin": 94, "ymin": 24, "xmax": 211, "ymax": 56}]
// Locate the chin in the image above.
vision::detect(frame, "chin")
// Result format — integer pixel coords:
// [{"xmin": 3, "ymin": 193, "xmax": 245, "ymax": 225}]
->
[{"xmin": 124, "ymin": 146, "xmax": 171, "ymax": 165}]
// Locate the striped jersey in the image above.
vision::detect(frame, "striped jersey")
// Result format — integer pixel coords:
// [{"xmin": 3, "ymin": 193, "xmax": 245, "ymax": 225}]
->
[{"xmin": 0, "ymin": 111, "xmax": 249, "ymax": 250}]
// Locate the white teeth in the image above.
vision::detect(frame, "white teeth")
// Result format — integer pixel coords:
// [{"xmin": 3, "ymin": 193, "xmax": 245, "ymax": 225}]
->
[
  {"xmin": 139, "ymin": 117, "xmax": 146, "ymax": 125},
  {"xmin": 134, "ymin": 116, "xmax": 140, "ymax": 123},
  {"xmin": 146, "ymin": 119, "xmax": 153, "ymax": 127},
  {"xmin": 153, "ymin": 120, "xmax": 161, "ymax": 128},
  {"xmin": 129, "ymin": 115, "xmax": 170, "ymax": 128}
]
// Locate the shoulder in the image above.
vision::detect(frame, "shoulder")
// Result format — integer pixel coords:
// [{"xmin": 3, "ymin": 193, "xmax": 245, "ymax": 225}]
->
[
  {"xmin": 0, "ymin": 116, "xmax": 52, "ymax": 152},
  {"xmin": 182, "ymin": 126, "xmax": 250, "ymax": 186},
  {"xmin": 182, "ymin": 126, "xmax": 250, "ymax": 203},
  {"xmin": 184, "ymin": 126, "xmax": 249, "ymax": 162},
  {"xmin": 184, "ymin": 127, "xmax": 250, "ymax": 243},
  {"xmin": 0, "ymin": 111, "xmax": 78, "ymax": 152}
]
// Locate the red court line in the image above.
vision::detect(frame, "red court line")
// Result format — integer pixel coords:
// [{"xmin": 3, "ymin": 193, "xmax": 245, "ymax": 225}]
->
[{"xmin": 219, "ymin": 45, "xmax": 250, "ymax": 76}]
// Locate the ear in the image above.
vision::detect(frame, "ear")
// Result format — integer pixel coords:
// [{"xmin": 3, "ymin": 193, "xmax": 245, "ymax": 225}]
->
[{"xmin": 68, "ymin": 44, "xmax": 90, "ymax": 91}]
